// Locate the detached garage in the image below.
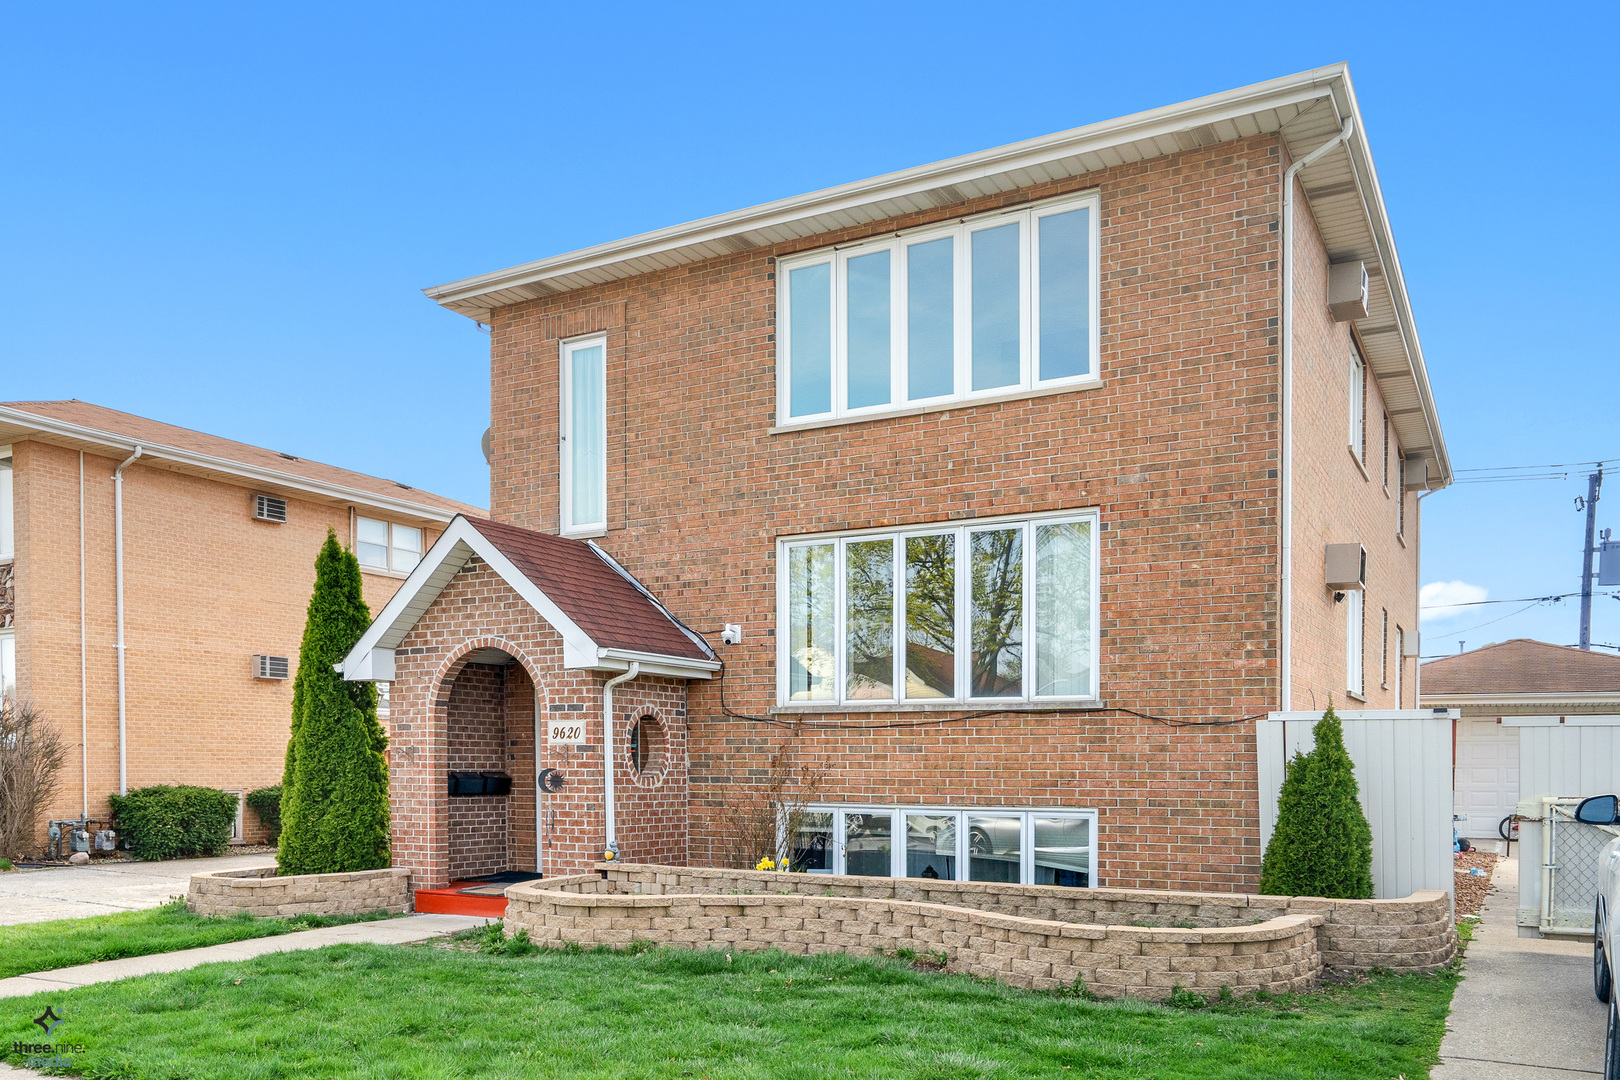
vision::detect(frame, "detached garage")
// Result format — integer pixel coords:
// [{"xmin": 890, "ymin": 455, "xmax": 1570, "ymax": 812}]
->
[{"xmin": 1421, "ymin": 638, "xmax": 1620, "ymax": 934}]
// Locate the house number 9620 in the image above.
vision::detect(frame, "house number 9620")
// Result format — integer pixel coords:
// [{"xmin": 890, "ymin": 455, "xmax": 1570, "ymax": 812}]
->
[{"xmin": 548, "ymin": 722, "xmax": 585, "ymax": 746}]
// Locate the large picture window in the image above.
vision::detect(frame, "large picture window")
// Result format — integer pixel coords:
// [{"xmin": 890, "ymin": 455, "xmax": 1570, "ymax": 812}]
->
[
  {"xmin": 778, "ymin": 511, "xmax": 1098, "ymax": 705},
  {"xmin": 561, "ymin": 334, "xmax": 607, "ymax": 535},
  {"xmin": 787, "ymin": 805, "xmax": 1097, "ymax": 887},
  {"xmin": 777, "ymin": 193, "xmax": 1100, "ymax": 424}
]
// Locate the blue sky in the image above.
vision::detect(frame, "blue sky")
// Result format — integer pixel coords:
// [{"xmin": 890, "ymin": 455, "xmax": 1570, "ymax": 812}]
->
[{"xmin": 3, "ymin": 2, "xmax": 1614, "ymax": 654}]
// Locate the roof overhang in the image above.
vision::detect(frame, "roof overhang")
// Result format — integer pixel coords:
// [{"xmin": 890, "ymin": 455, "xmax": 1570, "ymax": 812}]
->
[
  {"xmin": 0, "ymin": 405, "xmax": 464, "ymax": 524},
  {"xmin": 424, "ymin": 63, "xmax": 1448, "ymax": 486},
  {"xmin": 339, "ymin": 516, "xmax": 719, "ymax": 682}
]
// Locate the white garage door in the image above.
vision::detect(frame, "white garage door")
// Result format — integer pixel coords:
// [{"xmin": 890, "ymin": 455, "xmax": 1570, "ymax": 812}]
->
[{"xmin": 1454, "ymin": 719, "xmax": 1520, "ymax": 839}]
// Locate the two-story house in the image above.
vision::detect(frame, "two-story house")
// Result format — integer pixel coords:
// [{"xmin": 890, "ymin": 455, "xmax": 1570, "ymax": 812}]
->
[
  {"xmin": 341, "ymin": 63, "xmax": 1449, "ymax": 902},
  {"xmin": 0, "ymin": 400, "xmax": 480, "ymax": 849}
]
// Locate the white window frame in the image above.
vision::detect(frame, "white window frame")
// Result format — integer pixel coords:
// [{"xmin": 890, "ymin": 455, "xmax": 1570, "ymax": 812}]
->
[
  {"xmin": 0, "ymin": 631, "xmax": 14, "ymax": 701},
  {"xmin": 776, "ymin": 191, "xmax": 1101, "ymax": 425},
  {"xmin": 1346, "ymin": 589, "xmax": 1364, "ymax": 696},
  {"xmin": 776, "ymin": 509, "xmax": 1100, "ymax": 707},
  {"xmin": 787, "ymin": 804, "xmax": 1099, "ymax": 887},
  {"xmin": 559, "ymin": 333, "xmax": 608, "ymax": 536},
  {"xmin": 1348, "ymin": 344, "xmax": 1366, "ymax": 462},
  {"xmin": 1394, "ymin": 626, "xmax": 1404, "ymax": 707},
  {"xmin": 0, "ymin": 447, "xmax": 13, "ymax": 562},
  {"xmin": 355, "ymin": 517, "xmax": 423, "ymax": 574}
]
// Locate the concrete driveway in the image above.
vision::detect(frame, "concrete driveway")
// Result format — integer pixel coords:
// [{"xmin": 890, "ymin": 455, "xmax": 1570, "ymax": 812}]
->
[
  {"xmin": 0, "ymin": 853, "xmax": 276, "ymax": 925},
  {"xmin": 1434, "ymin": 855, "xmax": 1609, "ymax": 1078}
]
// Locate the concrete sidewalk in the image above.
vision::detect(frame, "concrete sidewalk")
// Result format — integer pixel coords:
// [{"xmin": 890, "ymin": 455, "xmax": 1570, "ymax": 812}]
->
[
  {"xmin": 1433, "ymin": 855, "xmax": 1607, "ymax": 1078},
  {"xmin": 0, "ymin": 911, "xmax": 487, "ymax": 999},
  {"xmin": 0, "ymin": 853, "xmax": 278, "ymax": 925}
]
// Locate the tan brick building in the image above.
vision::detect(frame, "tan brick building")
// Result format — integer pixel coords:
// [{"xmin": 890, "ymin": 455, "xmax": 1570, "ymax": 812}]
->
[
  {"xmin": 342, "ymin": 64, "xmax": 1451, "ymax": 898},
  {"xmin": 0, "ymin": 400, "xmax": 481, "ymax": 849}
]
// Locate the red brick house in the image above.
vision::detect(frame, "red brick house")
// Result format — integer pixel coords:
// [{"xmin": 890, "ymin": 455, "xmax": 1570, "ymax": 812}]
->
[{"xmin": 342, "ymin": 64, "xmax": 1450, "ymax": 897}]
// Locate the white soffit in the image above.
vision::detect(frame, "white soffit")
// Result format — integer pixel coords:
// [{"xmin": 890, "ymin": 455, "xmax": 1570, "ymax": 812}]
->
[{"xmin": 425, "ymin": 63, "xmax": 1447, "ymax": 484}]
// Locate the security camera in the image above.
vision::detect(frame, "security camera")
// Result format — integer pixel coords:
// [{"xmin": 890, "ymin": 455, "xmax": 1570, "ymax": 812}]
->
[{"xmin": 721, "ymin": 624, "xmax": 742, "ymax": 646}]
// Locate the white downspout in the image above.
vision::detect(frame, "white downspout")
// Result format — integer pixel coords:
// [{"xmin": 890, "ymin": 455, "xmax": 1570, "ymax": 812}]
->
[
  {"xmin": 1279, "ymin": 117, "xmax": 1355, "ymax": 712},
  {"xmin": 601, "ymin": 661, "xmax": 639, "ymax": 860},
  {"xmin": 534, "ymin": 685, "xmax": 544, "ymax": 875},
  {"xmin": 79, "ymin": 451, "xmax": 87, "ymax": 816},
  {"xmin": 114, "ymin": 445, "xmax": 143, "ymax": 796}
]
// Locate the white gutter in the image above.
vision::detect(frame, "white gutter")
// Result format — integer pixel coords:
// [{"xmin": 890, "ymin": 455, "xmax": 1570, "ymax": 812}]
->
[
  {"xmin": 0, "ymin": 407, "xmax": 469, "ymax": 524},
  {"xmin": 79, "ymin": 451, "xmax": 87, "ymax": 816},
  {"xmin": 1279, "ymin": 117, "xmax": 1355, "ymax": 712},
  {"xmin": 601, "ymin": 661, "xmax": 639, "ymax": 860},
  {"xmin": 113, "ymin": 445, "xmax": 143, "ymax": 796}
]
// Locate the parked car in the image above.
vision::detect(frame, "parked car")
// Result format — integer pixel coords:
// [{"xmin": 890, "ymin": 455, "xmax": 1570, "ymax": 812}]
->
[{"xmin": 1575, "ymin": 793, "xmax": 1620, "ymax": 1079}]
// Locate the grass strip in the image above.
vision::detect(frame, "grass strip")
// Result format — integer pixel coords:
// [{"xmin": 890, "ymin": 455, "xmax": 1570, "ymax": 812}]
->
[
  {"xmin": 1, "ymin": 939, "xmax": 1457, "ymax": 1079},
  {"xmin": 0, "ymin": 899, "xmax": 398, "ymax": 980}
]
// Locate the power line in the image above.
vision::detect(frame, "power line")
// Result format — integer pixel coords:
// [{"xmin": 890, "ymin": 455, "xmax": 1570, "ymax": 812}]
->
[{"xmin": 1457, "ymin": 456, "xmax": 1619, "ymax": 474}]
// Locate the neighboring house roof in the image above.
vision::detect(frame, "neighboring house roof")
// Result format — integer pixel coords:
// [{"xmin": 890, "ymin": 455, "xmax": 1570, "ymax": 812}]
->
[
  {"xmin": 0, "ymin": 399, "xmax": 483, "ymax": 523},
  {"xmin": 422, "ymin": 62, "xmax": 1448, "ymax": 488},
  {"xmin": 340, "ymin": 515, "xmax": 718, "ymax": 682},
  {"xmin": 1421, "ymin": 639, "xmax": 1620, "ymax": 704}
]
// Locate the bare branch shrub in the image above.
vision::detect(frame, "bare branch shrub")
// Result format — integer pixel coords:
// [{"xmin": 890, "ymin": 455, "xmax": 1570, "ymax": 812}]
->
[
  {"xmin": 715, "ymin": 725, "xmax": 829, "ymax": 869},
  {"xmin": 0, "ymin": 699, "xmax": 67, "ymax": 859}
]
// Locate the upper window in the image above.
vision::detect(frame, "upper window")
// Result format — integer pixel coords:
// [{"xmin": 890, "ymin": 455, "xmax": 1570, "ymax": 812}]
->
[
  {"xmin": 561, "ymin": 334, "xmax": 607, "ymax": 535},
  {"xmin": 1348, "ymin": 344, "xmax": 1366, "ymax": 463},
  {"xmin": 356, "ymin": 517, "xmax": 422, "ymax": 573},
  {"xmin": 1396, "ymin": 448, "xmax": 1407, "ymax": 536},
  {"xmin": 778, "ymin": 510, "xmax": 1098, "ymax": 706},
  {"xmin": 777, "ymin": 193, "xmax": 1100, "ymax": 424},
  {"xmin": 0, "ymin": 452, "xmax": 13, "ymax": 561}
]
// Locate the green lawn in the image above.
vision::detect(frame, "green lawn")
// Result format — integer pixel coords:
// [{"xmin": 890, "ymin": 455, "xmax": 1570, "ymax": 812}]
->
[
  {"xmin": 0, "ymin": 938, "xmax": 1458, "ymax": 1079},
  {"xmin": 0, "ymin": 899, "xmax": 398, "ymax": 980}
]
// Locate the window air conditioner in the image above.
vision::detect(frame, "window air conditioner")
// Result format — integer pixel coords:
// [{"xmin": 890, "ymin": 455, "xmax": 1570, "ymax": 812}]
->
[
  {"xmin": 253, "ymin": 654, "xmax": 290, "ymax": 680},
  {"xmin": 253, "ymin": 494, "xmax": 288, "ymax": 523},
  {"xmin": 1325, "ymin": 543, "xmax": 1366, "ymax": 592}
]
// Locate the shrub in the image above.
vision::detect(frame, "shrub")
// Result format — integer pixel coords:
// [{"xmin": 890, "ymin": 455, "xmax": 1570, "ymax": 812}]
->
[
  {"xmin": 0, "ymin": 699, "xmax": 66, "ymax": 860},
  {"xmin": 108, "ymin": 785, "xmax": 239, "ymax": 860},
  {"xmin": 244, "ymin": 785, "xmax": 283, "ymax": 843},
  {"xmin": 278, "ymin": 529, "xmax": 391, "ymax": 875},
  {"xmin": 1259, "ymin": 705, "xmax": 1375, "ymax": 899}
]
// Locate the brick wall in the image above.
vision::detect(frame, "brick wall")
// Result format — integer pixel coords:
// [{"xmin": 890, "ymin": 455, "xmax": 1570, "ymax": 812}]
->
[
  {"xmin": 389, "ymin": 555, "xmax": 689, "ymax": 889},
  {"xmin": 481, "ymin": 137, "xmax": 1293, "ymax": 891},
  {"xmin": 1287, "ymin": 190, "xmax": 1420, "ymax": 709},
  {"xmin": 446, "ymin": 663, "xmax": 508, "ymax": 878},
  {"xmin": 8, "ymin": 439, "xmax": 436, "ymax": 846}
]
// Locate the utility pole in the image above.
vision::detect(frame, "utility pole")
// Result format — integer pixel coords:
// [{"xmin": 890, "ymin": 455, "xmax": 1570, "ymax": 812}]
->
[{"xmin": 1579, "ymin": 467, "xmax": 1604, "ymax": 650}]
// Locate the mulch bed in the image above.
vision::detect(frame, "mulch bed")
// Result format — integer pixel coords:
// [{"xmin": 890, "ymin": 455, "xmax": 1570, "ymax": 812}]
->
[{"xmin": 1454, "ymin": 850, "xmax": 1500, "ymax": 918}]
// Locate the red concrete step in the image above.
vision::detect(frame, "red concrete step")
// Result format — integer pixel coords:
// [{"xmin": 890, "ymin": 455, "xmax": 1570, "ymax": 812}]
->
[{"xmin": 414, "ymin": 882, "xmax": 509, "ymax": 917}]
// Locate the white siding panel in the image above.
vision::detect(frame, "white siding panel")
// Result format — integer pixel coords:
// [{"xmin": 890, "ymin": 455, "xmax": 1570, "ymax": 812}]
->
[{"xmin": 1258, "ymin": 711, "xmax": 1453, "ymax": 901}]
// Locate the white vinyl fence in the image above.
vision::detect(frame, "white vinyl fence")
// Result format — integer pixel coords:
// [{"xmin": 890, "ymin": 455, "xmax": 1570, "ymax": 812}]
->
[
  {"xmin": 1509, "ymin": 717, "xmax": 1620, "ymax": 934},
  {"xmin": 1258, "ymin": 710, "xmax": 1456, "ymax": 902}
]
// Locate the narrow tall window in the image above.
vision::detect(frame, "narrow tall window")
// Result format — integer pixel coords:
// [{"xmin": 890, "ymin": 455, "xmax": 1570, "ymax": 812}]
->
[
  {"xmin": 0, "ymin": 454, "xmax": 12, "ymax": 561},
  {"xmin": 1349, "ymin": 345, "xmax": 1366, "ymax": 463},
  {"xmin": 561, "ymin": 335, "xmax": 607, "ymax": 534},
  {"xmin": 1346, "ymin": 589, "xmax": 1364, "ymax": 696},
  {"xmin": 787, "ymin": 263, "xmax": 832, "ymax": 418},
  {"xmin": 906, "ymin": 235, "xmax": 954, "ymax": 401},
  {"xmin": 1396, "ymin": 448, "xmax": 1407, "ymax": 536},
  {"xmin": 0, "ymin": 632, "xmax": 13, "ymax": 701},
  {"xmin": 1394, "ymin": 626, "xmax": 1405, "ymax": 707},
  {"xmin": 1380, "ymin": 608, "xmax": 1389, "ymax": 689},
  {"xmin": 1382, "ymin": 414, "xmax": 1390, "ymax": 490}
]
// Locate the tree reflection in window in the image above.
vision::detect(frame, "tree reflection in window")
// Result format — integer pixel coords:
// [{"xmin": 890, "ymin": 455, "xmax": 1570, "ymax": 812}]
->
[
  {"xmin": 844, "ymin": 538, "xmax": 894, "ymax": 699},
  {"xmin": 904, "ymin": 534, "xmax": 955, "ymax": 698},
  {"xmin": 971, "ymin": 528, "xmax": 1023, "ymax": 696}
]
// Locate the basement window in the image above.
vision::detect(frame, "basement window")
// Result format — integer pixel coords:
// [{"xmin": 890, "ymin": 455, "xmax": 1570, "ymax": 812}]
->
[
  {"xmin": 777, "ymin": 192, "xmax": 1100, "ymax": 425},
  {"xmin": 787, "ymin": 805, "xmax": 1097, "ymax": 886},
  {"xmin": 357, "ymin": 517, "xmax": 423, "ymax": 573}
]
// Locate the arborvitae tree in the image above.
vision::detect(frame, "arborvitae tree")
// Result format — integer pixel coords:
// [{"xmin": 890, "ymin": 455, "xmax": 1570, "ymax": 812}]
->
[
  {"xmin": 278, "ymin": 529, "xmax": 391, "ymax": 875},
  {"xmin": 1259, "ymin": 706, "xmax": 1374, "ymax": 899}
]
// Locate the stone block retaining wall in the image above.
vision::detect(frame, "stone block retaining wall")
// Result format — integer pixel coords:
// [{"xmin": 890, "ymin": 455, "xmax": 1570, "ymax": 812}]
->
[
  {"xmin": 188, "ymin": 866, "xmax": 411, "ymax": 918},
  {"xmin": 501, "ymin": 864, "xmax": 1451, "ymax": 1000}
]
